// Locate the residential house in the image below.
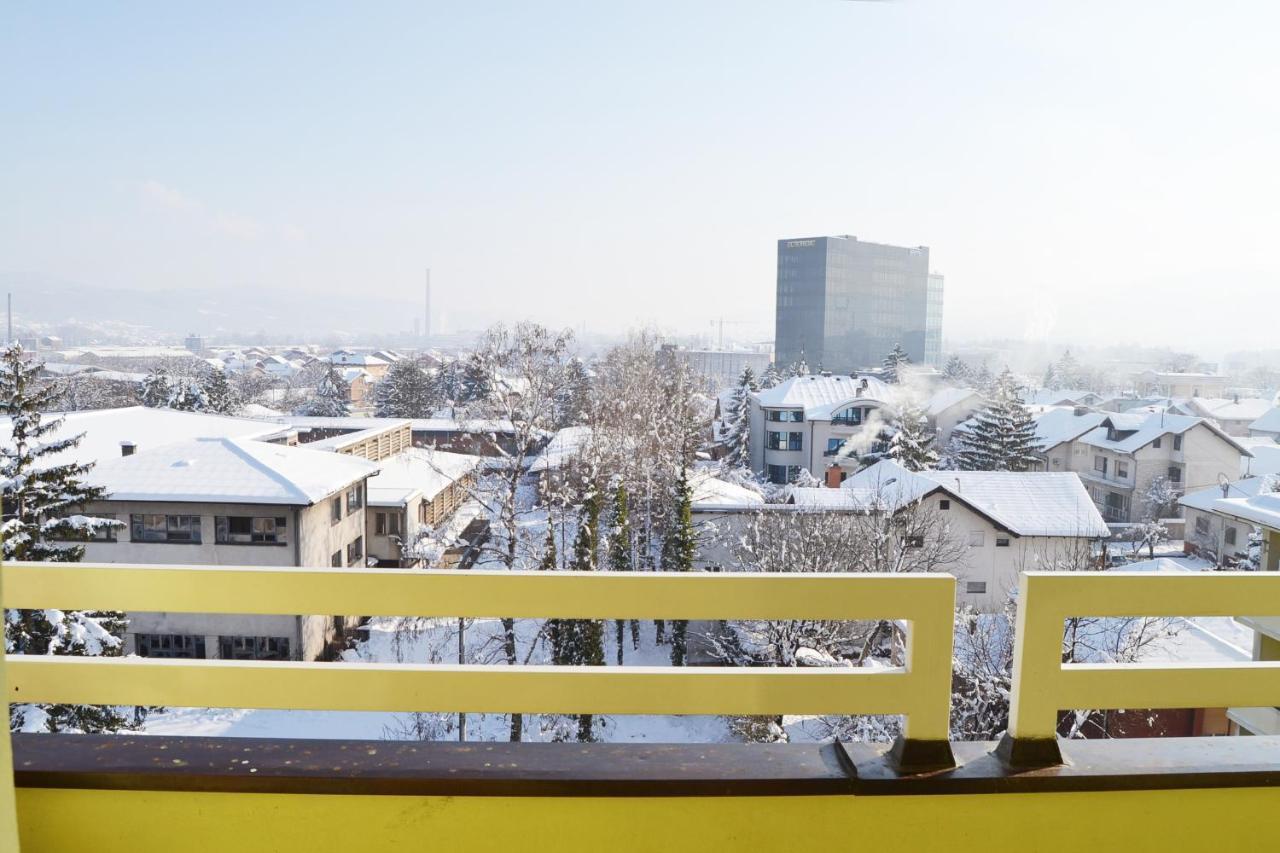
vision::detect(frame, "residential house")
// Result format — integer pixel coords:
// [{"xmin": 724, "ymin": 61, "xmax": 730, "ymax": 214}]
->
[
  {"xmin": 328, "ymin": 349, "xmax": 391, "ymax": 380},
  {"xmin": 1032, "ymin": 409, "xmax": 1249, "ymax": 524},
  {"xmin": 1180, "ymin": 477, "xmax": 1267, "ymax": 565},
  {"xmin": 924, "ymin": 387, "xmax": 984, "ymax": 448},
  {"xmin": 1136, "ymin": 371, "xmax": 1229, "ymax": 399},
  {"xmin": 1176, "ymin": 397, "xmax": 1274, "ymax": 437},
  {"xmin": 1250, "ymin": 406, "xmax": 1280, "ymax": 440},
  {"xmin": 748, "ymin": 374, "xmax": 895, "ymax": 484},
  {"xmin": 365, "ymin": 448, "xmax": 482, "ymax": 567},
  {"xmin": 81, "ymin": 436, "xmax": 379, "ymax": 661}
]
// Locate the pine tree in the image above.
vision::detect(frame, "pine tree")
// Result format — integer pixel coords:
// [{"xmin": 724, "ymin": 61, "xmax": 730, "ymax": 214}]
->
[
  {"xmin": 459, "ymin": 354, "xmax": 492, "ymax": 403},
  {"xmin": 139, "ymin": 367, "xmax": 172, "ymax": 408},
  {"xmin": 606, "ymin": 483, "xmax": 637, "ymax": 665},
  {"xmin": 759, "ymin": 362, "xmax": 784, "ymax": 389},
  {"xmin": 882, "ymin": 343, "xmax": 910, "ymax": 384},
  {"xmin": 789, "ymin": 355, "xmax": 810, "ymax": 377},
  {"xmin": 297, "ymin": 365, "xmax": 351, "ymax": 416},
  {"xmin": 972, "ymin": 362, "xmax": 994, "ymax": 394},
  {"xmin": 167, "ymin": 379, "xmax": 208, "ymax": 412},
  {"xmin": 554, "ymin": 357, "xmax": 592, "ymax": 428},
  {"xmin": 942, "ymin": 356, "xmax": 970, "ymax": 383},
  {"xmin": 665, "ymin": 468, "xmax": 696, "ymax": 666},
  {"xmin": 374, "ymin": 358, "xmax": 437, "ymax": 418},
  {"xmin": 888, "ymin": 403, "xmax": 939, "ymax": 472},
  {"xmin": 721, "ymin": 365, "xmax": 758, "ymax": 470},
  {"xmin": 956, "ymin": 369, "xmax": 1042, "ymax": 472},
  {"xmin": 562, "ymin": 488, "xmax": 604, "ymax": 741},
  {"xmin": 539, "ymin": 524, "xmax": 558, "ymax": 570},
  {"xmin": 1054, "ymin": 350, "xmax": 1080, "ymax": 390},
  {"xmin": 202, "ymin": 367, "xmax": 238, "ymax": 414},
  {"xmin": 0, "ymin": 344, "xmax": 137, "ymax": 733}
]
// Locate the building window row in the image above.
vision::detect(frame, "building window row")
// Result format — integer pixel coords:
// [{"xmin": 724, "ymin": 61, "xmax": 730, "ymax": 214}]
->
[
  {"xmin": 130, "ymin": 513, "xmax": 201, "ymax": 544},
  {"xmin": 767, "ymin": 431, "xmax": 804, "ymax": 451},
  {"xmin": 215, "ymin": 515, "xmax": 286, "ymax": 545}
]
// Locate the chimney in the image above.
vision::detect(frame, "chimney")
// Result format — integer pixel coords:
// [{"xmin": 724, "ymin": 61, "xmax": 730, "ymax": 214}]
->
[
  {"xmin": 825, "ymin": 464, "xmax": 844, "ymax": 489},
  {"xmin": 120, "ymin": 441, "xmax": 136, "ymax": 457}
]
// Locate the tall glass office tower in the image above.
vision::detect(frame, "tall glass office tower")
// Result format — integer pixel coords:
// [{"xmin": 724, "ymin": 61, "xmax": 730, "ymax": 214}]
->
[{"xmin": 775, "ymin": 235, "xmax": 942, "ymax": 373}]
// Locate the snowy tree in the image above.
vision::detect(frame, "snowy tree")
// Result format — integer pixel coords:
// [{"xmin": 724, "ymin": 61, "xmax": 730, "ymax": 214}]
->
[
  {"xmin": 139, "ymin": 367, "xmax": 172, "ymax": 408},
  {"xmin": 51, "ymin": 374, "xmax": 140, "ymax": 411},
  {"xmin": 0, "ymin": 344, "xmax": 136, "ymax": 734},
  {"xmin": 296, "ymin": 365, "xmax": 351, "ymax": 417},
  {"xmin": 167, "ymin": 379, "xmax": 208, "ymax": 412},
  {"xmin": 941, "ymin": 356, "xmax": 970, "ymax": 383},
  {"xmin": 956, "ymin": 369, "xmax": 1041, "ymax": 472},
  {"xmin": 202, "ymin": 367, "xmax": 239, "ymax": 414},
  {"xmin": 720, "ymin": 365, "xmax": 757, "ymax": 471},
  {"xmin": 951, "ymin": 599, "xmax": 1015, "ymax": 741},
  {"xmin": 888, "ymin": 403, "xmax": 938, "ymax": 472},
  {"xmin": 553, "ymin": 486, "xmax": 604, "ymax": 742},
  {"xmin": 459, "ymin": 354, "xmax": 492, "ymax": 404},
  {"xmin": 972, "ymin": 362, "xmax": 994, "ymax": 394},
  {"xmin": 374, "ymin": 358, "xmax": 438, "ymax": 418},
  {"xmin": 882, "ymin": 343, "xmax": 910, "ymax": 384},
  {"xmin": 606, "ymin": 482, "xmax": 639, "ymax": 664},
  {"xmin": 788, "ymin": 354, "xmax": 810, "ymax": 377},
  {"xmin": 553, "ymin": 357, "xmax": 592, "ymax": 428},
  {"xmin": 1130, "ymin": 517, "xmax": 1169, "ymax": 559},
  {"xmin": 665, "ymin": 468, "xmax": 696, "ymax": 667},
  {"xmin": 759, "ymin": 362, "xmax": 784, "ymax": 389},
  {"xmin": 1142, "ymin": 475, "xmax": 1180, "ymax": 520}
]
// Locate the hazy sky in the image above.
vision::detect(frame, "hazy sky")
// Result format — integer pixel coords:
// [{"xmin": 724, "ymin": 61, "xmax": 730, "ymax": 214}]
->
[{"xmin": 3, "ymin": 1, "xmax": 1278, "ymax": 353}]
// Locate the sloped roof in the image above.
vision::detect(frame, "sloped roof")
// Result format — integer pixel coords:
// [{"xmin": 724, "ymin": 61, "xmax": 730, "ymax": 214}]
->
[
  {"xmin": 1241, "ymin": 440, "xmax": 1280, "ymax": 478},
  {"xmin": 529, "ymin": 426, "xmax": 591, "ymax": 473},
  {"xmin": 689, "ymin": 471, "xmax": 766, "ymax": 508},
  {"xmin": 1211, "ymin": 491, "xmax": 1280, "ymax": 531},
  {"xmin": 1079, "ymin": 412, "xmax": 1250, "ymax": 455},
  {"xmin": 1186, "ymin": 397, "xmax": 1274, "ymax": 422},
  {"xmin": 925, "ymin": 387, "xmax": 982, "ymax": 417},
  {"xmin": 1251, "ymin": 406, "xmax": 1280, "ymax": 434},
  {"xmin": 87, "ymin": 437, "xmax": 379, "ymax": 505},
  {"xmin": 366, "ymin": 447, "xmax": 480, "ymax": 507},
  {"xmin": 834, "ymin": 459, "xmax": 1110, "ymax": 537},
  {"xmin": 0, "ymin": 406, "xmax": 290, "ymax": 470},
  {"xmin": 1032, "ymin": 408, "xmax": 1109, "ymax": 451},
  {"xmin": 753, "ymin": 374, "xmax": 892, "ymax": 419},
  {"xmin": 1179, "ymin": 475, "xmax": 1269, "ymax": 513}
]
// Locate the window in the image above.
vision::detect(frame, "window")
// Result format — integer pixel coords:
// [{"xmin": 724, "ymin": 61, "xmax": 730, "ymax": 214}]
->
[
  {"xmin": 767, "ymin": 431, "xmax": 785, "ymax": 450},
  {"xmin": 1152, "ymin": 437, "xmax": 1162, "ymax": 449},
  {"xmin": 1195, "ymin": 516, "xmax": 1211, "ymax": 536},
  {"xmin": 135, "ymin": 633, "xmax": 206, "ymax": 659},
  {"xmin": 1093, "ymin": 456, "xmax": 1107, "ymax": 474},
  {"xmin": 331, "ymin": 550, "xmax": 342, "ymax": 567},
  {"xmin": 938, "ymin": 499, "xmax": 951, "ymax": 510},
  {"xmin": 215, "ymin": 516, "xmax": 284, "ymax": 544},
  {"xmin": 1173, "ymin": 434, "xmax": 1183, "ymax": 451},
  {"xmin": 347, "ymin": 536, "xmax": 364, "ymax": 565},
  {"xmin": 218, "ymin": 636, "xmax": 290, "ymax": 661},
  {"xmin": 832, "ymin": 407, "xmax": 862, "ymax": 426},
  {"xmin": 1115, "ymin": 461, "xmax": 1129, "ymax": 479},
  {"xmin": 130, "ymin": 514, "xmax": 201, "ymax": 543},
  {"xmin": 90, "ymin": 514, "xmax": 117, "ymax": 542},
  {"xmin": 1168, "ymin": 466, "xmax": 1182, "ymax": 483},
  {"xmin": 965, "ymin": 581, "xmax": 987, "ymax": 595},
  {"xmin": 995, "ymin": 536, "xmax": 1011, "ymax": 547},
  {"xmin": 388, "ymin": 512, "xmax": 402, "ymax": 536},
  {"xmin": 1225, "ymin": 526, "xmax": 1238, "ymax": 546},
  {"xmin": 767, "ymin": 464, "xmax": 788, "ymax": 484},
  {"xmin": 968, "ymin": 530, "xmax": 985, "ymax": 547},
  {"xmin": 346, "ymin": 482, "xmax": 364, "ymax": 513},
  {"xmin": 825, "ymin": 437, "xmax": 844, "ymax": 456},
  {"xmin": 331, "ymin": 497, "xmax": 343, "ymax": 524},
  {"xmin": 768, "ymin": 410, "xmax": 803, "ymax": 423},
  {"xmin": 376, "ymin": 512, "xmax": 387, "ymax": 535},
  {"xmin": 905, "ymin": 535, "xmax": 924, "ymax": 549},
  {"xmin": 788, "ymin": 431, "xmax": 803, "ymax": 451}
]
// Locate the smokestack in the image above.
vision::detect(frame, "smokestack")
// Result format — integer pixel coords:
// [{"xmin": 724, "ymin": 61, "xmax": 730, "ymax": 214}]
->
[
  {"xmin": 6, "ymin": 293, "xmax": 10, "ymax": 345},
  {"xmin": 424, "ymin": 268, "xmax": 432, "ymax": 340}
]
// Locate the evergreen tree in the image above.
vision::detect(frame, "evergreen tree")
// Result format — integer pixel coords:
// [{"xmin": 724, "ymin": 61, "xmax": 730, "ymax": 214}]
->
[
  {"xmin": 759, "ymin": 362, "xmax": 784, "ymax": 389},
  {"xmin": 721, "ymin": 365, "xmax": 758, "ymax": 470},
  {"xmin": 1054, "ymin": 349, "xmax": 1081, "ymax": 389},
  {"xmin": 202, "ymin": 367, "xmax": 238, "ymax": 414},
  {"xmin": 1041, "ymin": 362, "xmax": 1059, "ymax": 392},
  {"xmin": 167, "ymin": 379, "xmax": 208, "ymax": 412},
  {"xmin": 942, "ymin": 356, "xmax": 970, "ymax": 383},
  {"xmin": 606, "ymin": 483, "xmax": 638, "ymax": 664},
  {"xmin": 888, "ymin": 403, "xmax": 939, "ymax": 472},
  {"xmin": 788, "ymin": 355, "xmax": 810, "ymax": 377},
  {"xmin": 561, "ymin": 488, "xmax": 604, "ymax": 741},
  {"xmin": 139, "ymin": 367, "xmax": 172, "ymax": 408},
  {"xmin": 972, "ymin": 362, "xmax": 994, "ymax": 394},
  {"xmin": 434, "ymin": 358, "xmax": 465, "ymax": 405},
  {"xmin": 538, "ymin": 524, "xmax": 558, "ymax": 571},
  {"xmin": 0, "ymin": 344, "xmax": 137, "ymax": 733},
  {"xmin": 554, "ymin": 357, "xmax": 592, "ymax": 428},
  {"xmin": 882, "ymin": 343, "xmax": 910, "ymax": 384},
  {"xmin": 956, "ymin": 369, "xmax": 1042, "ymax": 472},
  {"xmin": 297, "ymin": 365, "xmax": 351, "ymax": 416},
  {"xmin": 665, "ymin": 468, "xmax": 697, "ymax": 666},
  {"xmin": 459, "ymin": 354, "xmax": 492, "ymax": 403},
  {"xmin": 374, "ymin": 358, "xmax": 437, "ymax": 418}
]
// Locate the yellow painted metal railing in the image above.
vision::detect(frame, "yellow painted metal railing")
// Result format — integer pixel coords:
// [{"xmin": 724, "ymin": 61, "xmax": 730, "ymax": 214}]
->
[
  {"xmin": 0, "ymin": 561, "xmax": 957, "ymax": 741},
  {"xmin": 1008, "ymin": 570, "xmax": 1280, "ymax": 745}
]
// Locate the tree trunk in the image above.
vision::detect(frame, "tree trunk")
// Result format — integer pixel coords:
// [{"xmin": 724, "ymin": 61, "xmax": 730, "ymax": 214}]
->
[{"xmin": 503, "ymin": 616, "xmax": 522, "ymax": 741}]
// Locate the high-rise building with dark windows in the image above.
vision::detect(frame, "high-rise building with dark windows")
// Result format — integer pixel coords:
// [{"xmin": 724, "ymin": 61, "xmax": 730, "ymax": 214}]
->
[{"xmin": 774, "ymin": 235, "xmax": 942, "ymax": 373}]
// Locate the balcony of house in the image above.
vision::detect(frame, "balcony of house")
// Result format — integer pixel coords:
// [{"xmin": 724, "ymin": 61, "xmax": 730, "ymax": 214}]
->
[{"xmin": 4, "ymin": 564, "xmax": 1280, "ymax": 852}]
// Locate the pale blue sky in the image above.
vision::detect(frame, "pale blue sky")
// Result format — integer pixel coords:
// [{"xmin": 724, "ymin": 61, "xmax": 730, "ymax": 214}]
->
[{"xmin": 3, "ymin": 1, "xmax": 1278, "ymax": 351}]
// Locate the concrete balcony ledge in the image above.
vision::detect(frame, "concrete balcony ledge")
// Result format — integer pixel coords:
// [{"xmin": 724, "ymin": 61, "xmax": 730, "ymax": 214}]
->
[{"xmin": 14, "ymin": 734, "xmax": 1280, "ymax": 798}]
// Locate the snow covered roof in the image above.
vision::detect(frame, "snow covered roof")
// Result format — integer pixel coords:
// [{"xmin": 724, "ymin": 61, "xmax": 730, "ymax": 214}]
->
[
  {"xmin": 0, "ymin": 406, "xmax": 290, "ymax": 470},
  {"xmin": 87, "ymin": 437, "xmax": 379, "ymax": 505},
  {"xmin": 753, "ymin": 374, "xmax": 892, "ymax": 419},
  {"xmin": 1211, "ymin": 491, "xmax": 1280, "ymax": 531},
  {"xmin": 1079, "ymin": 412, "xmax": 1250, "ymax": 455},
  {"xmin": 263, "ymin": 413, "xmax": 522, "ymax": 435},
  {"xmin": 1031, "ymin": 408, "xmax": 1109, "ymax": 451},
  {"xmin": 328, "ymin": 351, "xmax": 389, "ymax": 367},
  {"xmin": 1184, "ymin": 396, "xmax": 1274, "ymax": 423},
  {"xmin": 528, "ymin": 426, "xmax": 591, "ymax": 473},
  {"xmin": 365, "ymin": 448, "xmax": 480, "ymax": 507},
  {"xmin": 925, "ymin": 387, "xmax": 981, "ymax": 417},
  {"xmin": 1251, "ymin": 406, "xmax": 1280, "ymax": 435},
  {"xmin": 1241, "ymin": 440, "xmax": 1280, "ymax": 479},
  {"xmin": 836, "ymin": 459, "xmax": 1110, "ymax": 537},
  {"xmin": 1025, "ymin": 388, "xmax": 1100, "ymax": 407},
  {"xmin": 689, "ymin": 471, "xmax": 766, "ymax": 508},
  {"xmin": 1179, "ymin": 475, "xmax": 1270, "ymax": 513}
]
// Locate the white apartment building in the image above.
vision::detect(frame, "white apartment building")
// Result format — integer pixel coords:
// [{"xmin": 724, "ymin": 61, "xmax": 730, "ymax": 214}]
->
[
  {"xmin": 749, "ymin": 374, "xmax": 895, "ymax": 484},
  {"xmin": 1033, "ymin": 409, "xmax": 1249, "ymax": 524}
]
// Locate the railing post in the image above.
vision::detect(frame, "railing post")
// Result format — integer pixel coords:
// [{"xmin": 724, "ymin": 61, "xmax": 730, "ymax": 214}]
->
[
  {"xmin": 0, "ymin": 561, "xmax": 22, "ymax": 851},
  {"xmin": 888, "ymin": 575, "xmax": 956, "ymax": 772},
  {"xmin": 997, "ymin": 573, "xmax": 1065, "ymax": 767}
]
